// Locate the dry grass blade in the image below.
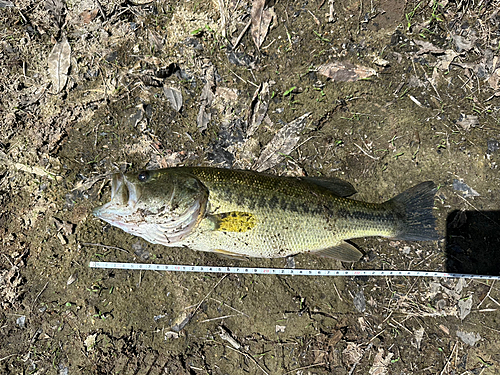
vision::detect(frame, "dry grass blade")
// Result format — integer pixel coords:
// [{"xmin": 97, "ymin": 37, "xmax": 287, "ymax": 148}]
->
[{"xmin": 47, "ymin": 37, "xmax": 71, "ymax": 94}]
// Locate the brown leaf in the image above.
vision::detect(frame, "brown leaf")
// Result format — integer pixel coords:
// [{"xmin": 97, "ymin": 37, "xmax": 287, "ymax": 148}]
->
[
  {"xmin": 253, "ymin": 112, "xmax": 310, "ymax": 172},
  {"xmin": 79, "ymin": 9, "xmax": 99, "ymax": 25},
  {"xmin": 251, "ymin": 0, "xmax": 274, "ymax": 49},
  {"xmin": 47, "ymin": 37, "xmax": 71, "ymax": 94},
  {"xmin": 415, "ymin": 40, "xmax": 445, "ymax": 55},
  {"xmin": 318, "ymin": 61, "xmax": 376, "ymax": 82},
  {"xmin": 197, "ymin": 67, "xmax": 216, "ymax": 131},
  {"xmin": 488, "ymin": 68, "xmax": 500, "ymax": 91}
]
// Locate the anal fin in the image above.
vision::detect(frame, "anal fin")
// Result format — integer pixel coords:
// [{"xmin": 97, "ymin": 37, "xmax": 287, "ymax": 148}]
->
[{"xmin": 314, "ymin": 241, "xmax": 363, "ymax": 262}]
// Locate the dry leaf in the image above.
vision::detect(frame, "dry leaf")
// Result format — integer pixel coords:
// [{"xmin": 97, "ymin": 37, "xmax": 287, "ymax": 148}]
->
[
  {"xmin": 488, "ymin": 68, "xmax": 500, "ymax": 91},
  {"xmin": 163, "ymin": 86, "xmax": 183, "ymax": 112},
  {"xmin": 412, "ymin": 327, "xmax": 424, "ymax": 350},
  {"xmin": 452, "ymin": 34, "xmax": 477, "ymax": 52},
  {"xmin": 253, "ymin": 112, "xmax": 310, "ymax": 172},
  {"xmin": 45, "ymin": 0, "xmax": 65, "ymax": 28},
  {"xmin": 251, "ymin": 0, "xmax": 274, "ymax": 49},
  {"xmin": 247, "ymin": 82, "xmax": 270, "ymax": 137},
  {"xmin": 342, "ymin": 342, "xmax": 363, "ymax": 366},
  {"xmin": 369, "ymin": 348, "xmax": 393, "ymax": 375},
  {"xmin": 318, "ymin": 61, "xmax": 376, "ymax": 82},
  {"xmin": 47, "ymin": 37, "xmax": 71, "ymax": 94},
  {"xmin": 458, "ymin": 297, "xmax": 473, "ymax": 320},
  {"xmin": 456, "ymin": 114, "xmax": 479, "ymax": 131},
  {"xmin": 0, "ymin": 1, "xmax": 15, "ymax": 7},
  {"xmin": 197, "ymin": 67, "xmax": 216, "ymax": 131},
  {"xmin": 415, "ymin": 40, "xmax": 445, "ymax": 55},
  {"xmin": 79, "ymin": 9, "xmax": 99, "ymax": 24},
  {"xmin": 435, "ymin": 50, "xmax": 459, "ymax": 71},
  {"xmin": 456, "ymin": 330, "xmax": 481, "ymax": 346}
]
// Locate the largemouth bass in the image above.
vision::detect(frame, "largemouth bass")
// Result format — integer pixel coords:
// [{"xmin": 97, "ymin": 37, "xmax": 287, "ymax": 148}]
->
[{"xmin": 93, "ymin": 167, "xmax": 439, "ymax": 261}]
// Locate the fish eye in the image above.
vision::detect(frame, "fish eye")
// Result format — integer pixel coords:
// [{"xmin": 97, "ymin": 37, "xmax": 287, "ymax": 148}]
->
[{"xmin": 137, "ymin": 171, "xmax": 150, "ymax": 182}]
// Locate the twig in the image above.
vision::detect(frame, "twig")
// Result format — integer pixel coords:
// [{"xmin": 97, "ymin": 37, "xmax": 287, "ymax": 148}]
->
[
  {"xmin": 226, "ymin": 345, "xmax": 269, "ymax": 375},
  {"xmin": 440, "ymin": 342, "xmax": 457, "ymax": 375},
  {"xmin": 233, "ymin": 19, "xmax": 251, "ymax": 49},
  {"xmin": 227, "ymin": 67, "xmax": 258, "ymax": 87},
  {"xmin": 210, "ymin": 297, "xmax": 249, "ymax": 317},
  {"xmin": 285, "ymin": 362, "xmax": 326, "ymax": 374},
  {"xmin": 477, "ymin": 281, "xmax": 500, "ymax": 308},
  {"xmin": 199, "ymin": 314, "xmax": 238, "ymax": 323},
  {"xmin": 454, "ymin": 193, "xmax": 500, "ymax": 228},
  {"xmin": 0, "ymin": 154, "xmax": 62, "ymax": 182},
  {"xmin": 81, "ymin": 242, "xmax": 130, "ymax": 254},
  {"xmin": 193, "ymin": 275, "xmax": 228, "ymax": 316},
  {"xmin": 0, "ymin": 354, "xmax": 16, "ymax": 362},
  {"xmin": 353, "ymin": 143, "xmax": 380, "ymax": 160},
  {"xmin": 32, "ymin": 281, "xmax": 49, "ymax": 310},
  {"xmin": 95, "ymin": 0, "xmax": 107, "ymax": 20},
  {"xmin": 332, "ymin": 280, "xmax": 344, "ymax": 302},
  {"xmin": 390, "ymin": 318, "xmax": 412, "ymax": 334},
  {"xmin": 2, "ymin": 254, "xmax": 14, "ymax": 267}
]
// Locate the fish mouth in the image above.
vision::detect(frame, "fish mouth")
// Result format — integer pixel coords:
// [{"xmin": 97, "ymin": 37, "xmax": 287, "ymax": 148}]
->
[
  {"xmin": 93, "ymin": 170, "xmax": 208, "ymax": 246},
  {"xmin": 93, "ymin": 173, "xmax": 139, "ymax": 220}
]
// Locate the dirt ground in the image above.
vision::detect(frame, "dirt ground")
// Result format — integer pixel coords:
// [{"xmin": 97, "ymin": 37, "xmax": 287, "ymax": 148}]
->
[{"xmin": 1, "ymin": 0, "xmax": 500, "ymax": 373}]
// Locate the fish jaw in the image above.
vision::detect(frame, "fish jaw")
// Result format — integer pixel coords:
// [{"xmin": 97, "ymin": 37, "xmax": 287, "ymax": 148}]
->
[
  {"xmin": 93, "ymin": 171, "xmax": 209, "ymax": 246},
  {"xmin": 93, "ymin": 173, "xmax": 141, "ymax": 235}
]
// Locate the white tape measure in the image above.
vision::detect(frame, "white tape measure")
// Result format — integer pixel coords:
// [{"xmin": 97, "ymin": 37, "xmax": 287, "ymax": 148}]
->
[{"xmin": 89, "ymin": 262, "xmax": 500, "ymax": 280}]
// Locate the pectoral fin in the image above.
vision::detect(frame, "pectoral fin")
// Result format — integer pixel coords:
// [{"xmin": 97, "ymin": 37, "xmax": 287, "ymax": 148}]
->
[{"xmin": 314, "ymin": 241, "xmax": 363, "ymax": 262}]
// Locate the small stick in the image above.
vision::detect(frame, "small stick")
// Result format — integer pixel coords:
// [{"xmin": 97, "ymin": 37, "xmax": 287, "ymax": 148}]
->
[
  {"xmin": 233, "ymin": 19, "xmax": 251, "ymax": 49},
  {"xmin": 193, "ymin": 275, "xmax": 228, "ymax": 316},
  {"xmin": 0, "ymin": 354, "xmax": 16, "ymax": 362},
  {"xmin": 32, "ymin": 281, "xmax": 49, "ymax": 310},
  {"xmin": 332, "ymin": 280, "xmax": 343, "ymax": 301},
  {"xmin": 81, "ymin": 242, "xmax": 130, "ymax": 254},
  {"xmin": 226, "ymin": 345, "xmax": 269, "ymax": 375},
  {"xmin": 210, "ymin": 297, "xmax": 249, "ymax": 317},
  {"xmin": 285, "ymin": 362, "xmax": 327, "ymax": 374},
  {"xmin": 353, "ymin": 143, "xmax": 379, "ymax": 160},
  {"xmin": 440, "ymin": 342, "xmax": 457, "ymax": 375},
  {"xmin": 477, "ymin": 280, "xmax": 496, "ymax": 308},
  {"xmin": 199, "ymin": 314, "xmax": 238, "ymax": 323}
]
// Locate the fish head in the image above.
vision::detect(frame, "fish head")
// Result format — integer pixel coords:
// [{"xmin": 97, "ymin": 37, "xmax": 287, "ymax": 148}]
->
[{"xmin": 93, "ymin": 169, "xmax": 208, "ymax": 245}]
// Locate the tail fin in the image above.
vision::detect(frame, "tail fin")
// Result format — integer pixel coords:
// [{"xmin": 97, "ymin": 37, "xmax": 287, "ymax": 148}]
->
[{"xmin": 388, "ymin": 181, "xmax": 440, "ymax": 241}]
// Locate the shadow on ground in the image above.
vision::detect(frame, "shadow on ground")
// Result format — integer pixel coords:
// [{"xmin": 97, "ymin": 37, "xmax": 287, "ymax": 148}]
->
[{"xmin": 446, "ymin": 210, "xmax": 500, "ymax": 276}]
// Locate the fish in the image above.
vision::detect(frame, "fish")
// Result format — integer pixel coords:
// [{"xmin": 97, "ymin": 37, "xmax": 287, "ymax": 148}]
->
[{"xmin": 93, "ymin": 167, "xmax": 439, "ymax": 262}]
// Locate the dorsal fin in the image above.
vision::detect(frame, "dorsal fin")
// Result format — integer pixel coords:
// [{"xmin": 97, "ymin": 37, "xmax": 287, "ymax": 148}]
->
[{"xmin": 300, "ymin": 176, "xmax": 356, "ymax": 197}]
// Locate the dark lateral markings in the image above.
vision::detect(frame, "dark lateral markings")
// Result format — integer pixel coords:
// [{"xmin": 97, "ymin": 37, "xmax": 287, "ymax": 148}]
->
[
  {"xmin": 218, "ymin": 191, "xmax": 325, "ymax": 215},
  {"xmin": 337, "ymin": 208, "xmax": 392, "ymax": 222}
]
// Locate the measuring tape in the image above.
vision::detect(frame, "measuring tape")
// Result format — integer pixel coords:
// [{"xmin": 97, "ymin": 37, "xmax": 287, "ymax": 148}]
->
[{"xmin": 89, "ymin": 262, "xmax": 500, "ymax": 280}]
